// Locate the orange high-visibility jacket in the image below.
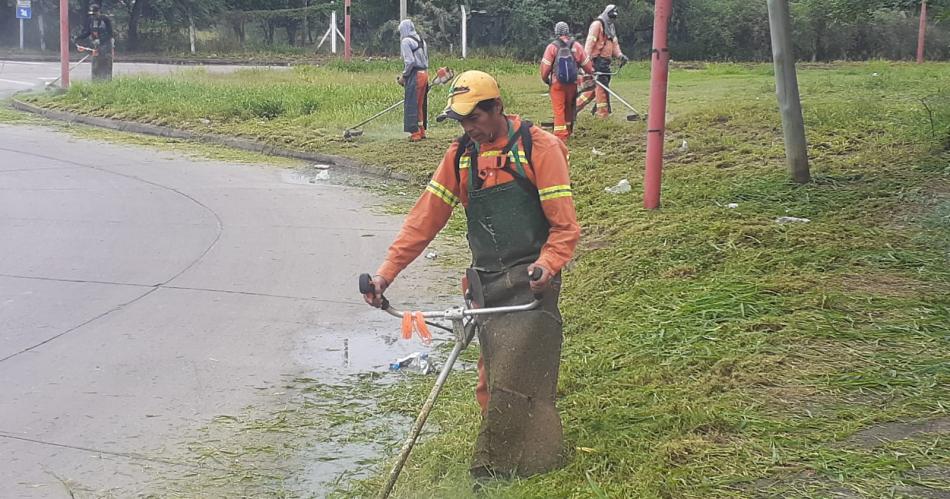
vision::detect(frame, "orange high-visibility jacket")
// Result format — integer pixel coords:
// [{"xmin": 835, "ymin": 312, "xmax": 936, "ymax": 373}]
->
[
  {"xmin": 376, "ymin": 115, "xmax": 580, "ymax": 283},
  {"xmin": 585, "ymin": 19, "xmax": 622, "ymax": 59}
]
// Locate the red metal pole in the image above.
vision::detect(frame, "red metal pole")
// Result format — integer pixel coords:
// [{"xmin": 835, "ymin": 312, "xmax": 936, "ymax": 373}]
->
[
  {"xmin": 344, "ymin": 0, "xmax": 352, "ymax": 62},
  {"xmin": 643, "ymin": 0, "xmax": 672, "ymax": 210},
  {"xmin": 917, "ymin": 0, "xmax": 927, "ymax": 64},
  {"xmin": 59, "ymin": 0, "xmax": 69, "ymax": 88}
]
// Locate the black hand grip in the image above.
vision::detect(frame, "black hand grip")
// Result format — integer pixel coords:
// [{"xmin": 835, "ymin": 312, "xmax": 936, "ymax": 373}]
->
[
  {"xmin": 359, "ymin": 273, "xmax": 375, "ymax": 294},
  {"xmin": 530, "ymin": 267, "xmax": 544, "ymax": 301}
]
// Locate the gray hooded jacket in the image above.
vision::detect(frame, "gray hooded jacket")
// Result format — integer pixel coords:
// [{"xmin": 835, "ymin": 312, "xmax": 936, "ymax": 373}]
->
[
  {"xmin": 597, "ymin": 4, "xmax": 618, "ymax": 41},
  {"xmin": 399, "ymin": 19, "xmax": 429, "ymax": 78}
]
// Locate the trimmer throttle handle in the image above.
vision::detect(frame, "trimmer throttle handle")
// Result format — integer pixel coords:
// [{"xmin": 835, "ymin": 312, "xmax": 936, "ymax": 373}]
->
[
  {"xmin": 359, "ymin": 273, "xmax": 390, "ymax": 309},
  {"xmin": 359, "ymin": 273, "xmax": 375, "ymax": 294},
  {"xmin": 529, "ymin": 267, "xmax": 544, "ymax": 301}
]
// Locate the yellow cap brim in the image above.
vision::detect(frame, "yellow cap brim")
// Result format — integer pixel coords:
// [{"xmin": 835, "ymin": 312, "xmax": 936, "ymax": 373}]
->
[{"xmin": 436, "ymin": 100, "xmax": 478, "ymax": 122}]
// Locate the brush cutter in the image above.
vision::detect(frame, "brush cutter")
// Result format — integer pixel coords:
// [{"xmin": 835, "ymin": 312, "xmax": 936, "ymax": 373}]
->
[
  {"xmin": 359, "ymin": 268, "xmax": 543, "ymax": 499},
  {"xmin": 591, "ymin": 71, "xmax": 643, "ymax": 121},
  {"xmin": 343, "ymin": 67, "xmax": 455, "ymax": 140},
  {"xmin": 44, "ymin": 45, "xmax": 96, "ymax": 88}
]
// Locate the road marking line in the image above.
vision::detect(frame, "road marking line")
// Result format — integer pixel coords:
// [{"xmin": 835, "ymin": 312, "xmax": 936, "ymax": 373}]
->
[{"xmin": 0, "ymin": 78, "xmax": 36, "ymax": 87}]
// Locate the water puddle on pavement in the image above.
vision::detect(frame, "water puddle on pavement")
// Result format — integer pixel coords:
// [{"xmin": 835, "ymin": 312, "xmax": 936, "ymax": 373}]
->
[{"xmin": 283, "ymin": 307, "xmax": 475, "ymax": 495}]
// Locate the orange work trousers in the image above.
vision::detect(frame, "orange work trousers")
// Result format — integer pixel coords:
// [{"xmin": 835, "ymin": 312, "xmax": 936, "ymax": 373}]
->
[
  {"xmin": 549, "ymin": 81, "xmax": 578, "ymax": 142},
  {"xmin": 476, "ymin": 355, "xmax": 489, "ymax": 416}
]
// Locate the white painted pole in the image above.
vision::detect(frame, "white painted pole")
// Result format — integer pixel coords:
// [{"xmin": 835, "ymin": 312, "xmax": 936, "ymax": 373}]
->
[
  {"xmin": 460, "ymin": 5, "xmax": 467, "ymax": 59},
  {"xmin": 20, "ymin": 19, "xmax": 25, "ymax": 50},
  {"xmin": 331, "ymin": 11, "xmax": 337, "ymax": 53},
  {"xmin": 400, "ymin": 0, "xmax": 407, "ymax": 20}
]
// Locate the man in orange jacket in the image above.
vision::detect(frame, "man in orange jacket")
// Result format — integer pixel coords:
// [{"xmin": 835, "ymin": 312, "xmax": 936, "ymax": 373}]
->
[
  {"xmin": 576, "ymin": 4, "xmax": 629, "ymax": 118},
  {"xmin": 362, "ymin": 70, "xmax": 580, "ymax": 480},
  {"xmin": 541, "ymin": 22, "xmax": 595, "ymax": 142}
]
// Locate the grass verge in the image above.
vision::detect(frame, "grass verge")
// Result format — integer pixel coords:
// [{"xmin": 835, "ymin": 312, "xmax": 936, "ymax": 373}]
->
[{"xmin": 20, "ymin": 59, "xmax": 950, "ymax": 497}]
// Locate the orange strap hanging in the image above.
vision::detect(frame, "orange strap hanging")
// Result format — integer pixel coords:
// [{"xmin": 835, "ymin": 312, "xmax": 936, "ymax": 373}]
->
[
  {"xmin": 413, "ymin": 312, "xmax": 432, "ymax": 345},
  {"xmin": 401, "ymin": 312, "xmax": 413, "ymax": 340},
  {"xmin": 399, "ymin": 311, "xmax": 433, "ymax": 345}
]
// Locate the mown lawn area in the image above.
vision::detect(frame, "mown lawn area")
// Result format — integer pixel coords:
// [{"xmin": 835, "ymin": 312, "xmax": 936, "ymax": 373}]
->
[{"xmin": 23, "ymin": 59, "xmax": 950, "ymax": 497}]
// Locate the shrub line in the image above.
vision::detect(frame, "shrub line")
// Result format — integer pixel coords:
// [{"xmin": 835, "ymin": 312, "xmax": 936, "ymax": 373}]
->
[{"xmin": 9, "ymin": 97, "xmax": 414, "ymax": 182}]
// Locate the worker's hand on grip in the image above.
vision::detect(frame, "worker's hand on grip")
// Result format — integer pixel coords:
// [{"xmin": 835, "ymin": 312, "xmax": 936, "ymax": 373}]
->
[
  {"xmin": 619, "ymin": 54, "xmax": 629, "ymax": 67},
  {"xmin": 396, "ymin": 75, "xmax": 406, "ymax": 87},
  {"xmin": 362, "ymin": 275, "xmax": 390, "ymax": 308},
  {"xmin": 526, "ymin": 263, "xmax": 553, "ymax": 294}
]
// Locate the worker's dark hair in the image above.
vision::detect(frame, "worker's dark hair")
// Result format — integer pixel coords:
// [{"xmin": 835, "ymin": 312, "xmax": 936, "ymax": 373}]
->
[{"xmin": 475, "ymin": 98, "xmax": 503, "ymax": 114}]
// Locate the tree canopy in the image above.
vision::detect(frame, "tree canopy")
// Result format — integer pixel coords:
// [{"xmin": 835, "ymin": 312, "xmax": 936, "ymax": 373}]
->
[{"xmin": 2, "ymin": 0, "xmax": 948, "ymax": 60}]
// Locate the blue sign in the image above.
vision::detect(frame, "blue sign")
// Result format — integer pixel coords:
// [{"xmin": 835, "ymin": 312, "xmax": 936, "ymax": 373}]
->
[{"xmin": 16, "ymin": 7, "xmax": 31, "ymax": 19}]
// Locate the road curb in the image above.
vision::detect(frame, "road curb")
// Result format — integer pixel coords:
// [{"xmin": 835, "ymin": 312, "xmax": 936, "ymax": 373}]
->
[{"xmin": 10, "ymin": 98, "xmax": 414, "ymax": 183}]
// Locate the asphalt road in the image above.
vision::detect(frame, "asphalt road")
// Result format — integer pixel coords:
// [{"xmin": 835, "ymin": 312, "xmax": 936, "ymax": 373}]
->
[
  {"xmin": 0, "ymin": 59, "xmax": 285, "ymax": 97},
  {"xmin": 0, "ymin": 122, "xmax": 442, "ymax": 496}
]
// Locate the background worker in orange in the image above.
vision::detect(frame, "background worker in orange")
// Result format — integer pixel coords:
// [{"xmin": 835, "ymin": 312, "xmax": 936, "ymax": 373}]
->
[
  {"xmin": 576, "ymin": 4, "xmax": 629, "ymax": 118},
  {"xmin": 541, "ymin": 22, "xmax": 595, "ymax": 142},
  {"xmin": 362, "ymin": 70, "xmax": 580, "ymax": 479},
  {"xmin": 397, "ymin": 19, "xmax": 429, "ymax": 141}
]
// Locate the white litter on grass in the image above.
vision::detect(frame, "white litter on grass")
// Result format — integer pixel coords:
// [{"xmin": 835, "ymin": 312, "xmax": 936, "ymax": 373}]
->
[
  {"xmin": 591, "ymin": 147, "xmax": 606, "ymax": 156},
  {"xmin": 776, "ymin": 216, "xmax": 811, "ymax": 224},
  {"xmin": 677, "ymin": 139, "xmax": 689, "ymax": 153},
  {"xmin": 727, "ymin": 203, "xmax": 739, "ymax": 209},
  {"xmin": 314, "ymin": 170, "xmax": 330, "ymax": 181},
  {"xmin": 425, "ymin": 251, "xmax": 438, "ymax": 260},
  {"xmin": 605, "ymin": 179, "xmax": 631, "ymax": 194},
  {"xmin": 312, "ymin": 164, "xmax": 330, "ymax": 170}
]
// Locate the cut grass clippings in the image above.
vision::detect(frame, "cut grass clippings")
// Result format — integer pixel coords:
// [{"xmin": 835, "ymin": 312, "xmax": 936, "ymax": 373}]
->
[{"xmin": 21, "ymin": 59, "xmax": 950, "ymax": 497}]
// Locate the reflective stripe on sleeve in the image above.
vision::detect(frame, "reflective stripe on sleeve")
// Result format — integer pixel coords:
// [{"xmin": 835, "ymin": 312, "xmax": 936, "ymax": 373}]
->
[
  {"xmin": 538, "ymin": 184, "xmax": 573, "ymax": 201},
  {"xmin": 426, "ymin": 180, "xmax": 460, "ymax": 206}
]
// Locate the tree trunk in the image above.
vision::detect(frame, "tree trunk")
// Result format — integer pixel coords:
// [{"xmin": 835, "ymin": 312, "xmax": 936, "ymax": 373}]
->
[
  {"xmin": 38, "ymin": 7, "xmax": 46, "ymax": 51},
  {"xmin": 188, "ymin": 10, "xmax": 196, "ymax": 53},
  {"xmin": 127, "ymin": 0, "xmax": 147, "ymax": 51},
  {"xmin": 304, "ymin": 0, "xmax": 312, "ymax": 45},
  {"xmin": 286, "ymin": 22, "xmax": 298, "ymax": 46},
  {"xmin": 231, "ymin": 18, "xmax": 246, "ymax": 46},
  {"xmin": 264, "ymin": 20, "xmax": 274, "ymax": 45}
]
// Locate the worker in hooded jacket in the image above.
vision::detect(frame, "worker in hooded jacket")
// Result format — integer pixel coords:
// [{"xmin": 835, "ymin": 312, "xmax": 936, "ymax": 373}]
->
[
  {"xmin": 576, "ymin": 4, "xmax": 629, "ymax": 118},
  {"xmin": 397, "ymin": 19, "xmax": 429, "ymax": 142},
  {"xmin": 541, "ymin": 22, "xmax": 595, "ymax": 142}
]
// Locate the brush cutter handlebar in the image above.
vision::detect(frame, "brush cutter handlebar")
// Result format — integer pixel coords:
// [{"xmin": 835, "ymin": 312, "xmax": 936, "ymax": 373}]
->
[
  {"xmin": 76, "ymin": 44, "xmax": 99, "ymax": 56},
  {"xmin": 359, "ymin": 271, "xmax": 542, "ymax": 320}
]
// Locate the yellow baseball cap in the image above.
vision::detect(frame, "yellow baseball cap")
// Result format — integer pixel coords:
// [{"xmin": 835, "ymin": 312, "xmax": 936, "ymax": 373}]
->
[{"xmin": 436, "ymin": 70, "xmax": 501, "ymax": 122}]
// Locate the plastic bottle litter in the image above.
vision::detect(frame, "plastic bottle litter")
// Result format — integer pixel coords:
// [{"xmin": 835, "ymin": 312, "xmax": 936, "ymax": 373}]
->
[
  {"xmin": 775, "ymin": 216, "xmax": 811, "ymax": 224},
  {"xmin": 390, "ymin": 352, "xmax": 433, "ymax": 374},
  {"xmin": 605, "ymin": 179, "xmax": 631, "ymax": 194},
  {"xmin": 727, "ymin": 203, "xmax": 739, "ymax": 209},
  {"xmin": 312, "ymin": 164, "xmax": 331, "ymax": 170},
  {"xmin": 677, "ymin": 139, "xmax": 689, "ymax": 153},
  {"xmin": 424, "ymin": 251, "xmax": 438, "ymax": 260}
]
